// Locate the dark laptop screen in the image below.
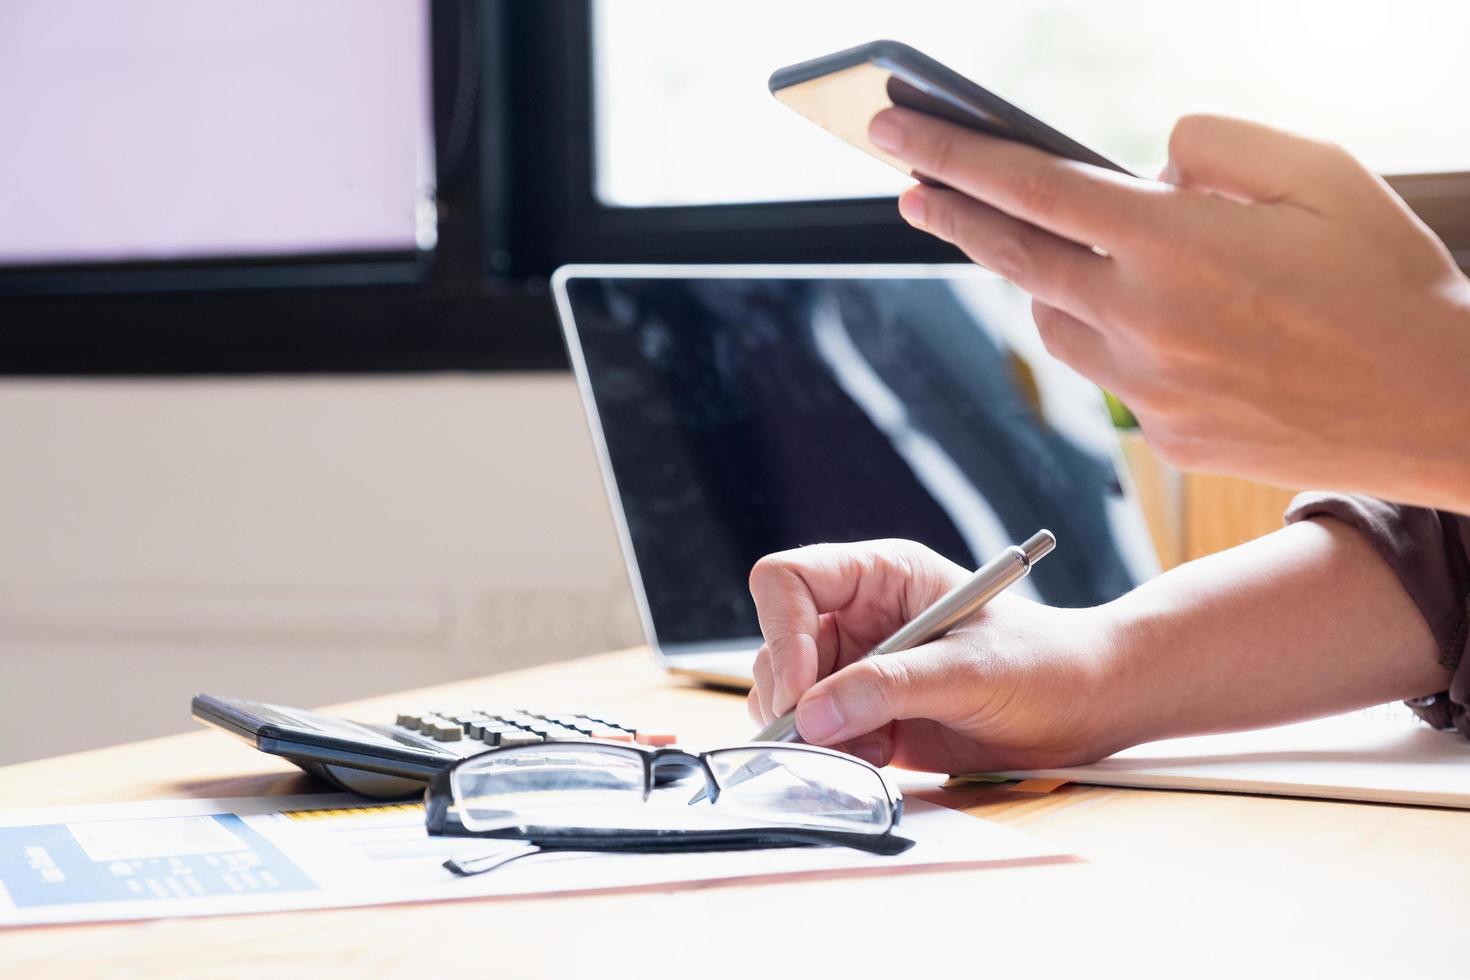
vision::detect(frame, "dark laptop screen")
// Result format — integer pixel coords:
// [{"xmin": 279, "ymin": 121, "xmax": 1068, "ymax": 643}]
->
[{"xmin": 560, "ymin": 270, "xmax": 1157, "ymax": 649}]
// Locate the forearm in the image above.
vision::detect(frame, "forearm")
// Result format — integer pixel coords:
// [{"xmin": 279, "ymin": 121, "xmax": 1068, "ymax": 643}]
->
[{"xmin": 1095, "ymin": 517, "xmax": 1448, "ymax": 749}]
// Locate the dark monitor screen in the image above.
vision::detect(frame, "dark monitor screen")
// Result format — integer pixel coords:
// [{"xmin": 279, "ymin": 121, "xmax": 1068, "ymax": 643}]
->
[{"xmin": 557, "ymin": 267, "xmax": 1157, "ymax": 651}]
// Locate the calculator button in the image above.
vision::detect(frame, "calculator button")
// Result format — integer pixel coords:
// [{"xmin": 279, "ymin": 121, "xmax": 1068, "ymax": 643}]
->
[
  {"xmin": 430, "ymin": 720, "xmax": 463, "ymax": 742},
  {"xmin": 389, "ymin": 709, "xmax": 676, "ymax": 747}
]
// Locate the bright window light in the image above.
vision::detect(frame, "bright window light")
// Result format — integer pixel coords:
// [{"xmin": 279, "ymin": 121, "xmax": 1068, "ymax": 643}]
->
[
  {"xmin": 594, "ymin": 0, "xmax": 1470, "ymax": 207},
  {"xmin": 0, "ymin": 0, "xmax": 434, "ymax": 266}
]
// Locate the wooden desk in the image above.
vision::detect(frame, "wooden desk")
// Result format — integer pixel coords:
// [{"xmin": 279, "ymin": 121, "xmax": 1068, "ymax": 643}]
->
[{"xmin": 3, "ymin": 649, "xmax": 1467, "ymax": 978}]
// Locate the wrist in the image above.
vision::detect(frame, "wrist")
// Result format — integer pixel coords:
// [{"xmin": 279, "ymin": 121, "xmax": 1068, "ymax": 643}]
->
[
  {"xmin": 1082, "ymin": 593, "xmax": 1188, "ymax": 754},
  {"xmin": 1352, "ymin": 276, "xmax": 1470, "ymax": 515},
  {"xmin": 1393, "ymin": 279, "xmax": 1470, "ymax": 514},
  {"xmin": 1434, "ymin": 282, "xmax": 1470, "ymax": 514},
  {"xmin": 1062, "ymin": 601, "xmax": 1164, "ymax": 761}
]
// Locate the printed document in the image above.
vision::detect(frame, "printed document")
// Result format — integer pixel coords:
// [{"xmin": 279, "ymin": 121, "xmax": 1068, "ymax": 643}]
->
[{"xmin": 0, "ymin": 791, "xmax": 1070, "ymax": 927}]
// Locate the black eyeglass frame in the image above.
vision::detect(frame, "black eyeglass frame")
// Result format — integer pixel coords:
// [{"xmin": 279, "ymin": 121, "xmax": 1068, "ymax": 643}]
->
[{"xmin": 424, "ymin": 740, "xmax": 913, "ymax": 856}]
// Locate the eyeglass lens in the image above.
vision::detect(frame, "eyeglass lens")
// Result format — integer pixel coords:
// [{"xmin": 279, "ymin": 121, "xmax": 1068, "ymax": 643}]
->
[
  {"xmin": 453, "ymin": 743, "xmax": 647, "ymax": 832},
  {"xmin": 705, "ymin": 747, "xmax": 892, "ymax": 833},
  {"xmin": 451, "ymin": 743, "xmax": 892, "ymax": 836}
]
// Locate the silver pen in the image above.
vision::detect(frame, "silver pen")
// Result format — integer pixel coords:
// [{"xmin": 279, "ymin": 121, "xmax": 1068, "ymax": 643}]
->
[{"xmin": 752, "ymin": 529, "xmax": 1057, "ymax": 744}]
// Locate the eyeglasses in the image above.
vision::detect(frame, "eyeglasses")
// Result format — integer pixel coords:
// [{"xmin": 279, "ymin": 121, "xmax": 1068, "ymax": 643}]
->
[{"xmin": 425, "ymin": 740, "xmax": 912, "ymax": 875}]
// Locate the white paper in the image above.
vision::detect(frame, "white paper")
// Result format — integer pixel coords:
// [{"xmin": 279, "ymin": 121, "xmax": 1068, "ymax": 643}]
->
[
  {"xmin": 67, "ymin": 815, "xmax": 249, "ymax": 862},
  {"xmin": 0, "ymin": 790, "xmax": 1069, "ymax": 927},
  {"xmin": 1001, "ymin": 707, "xmax": 1470, "ymax": 807}
]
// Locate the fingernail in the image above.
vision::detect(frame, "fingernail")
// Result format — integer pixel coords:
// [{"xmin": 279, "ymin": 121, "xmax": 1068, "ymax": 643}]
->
[
  {"xmin": 795, "ymin": 694, "xmax": 845, "ymax": 743},
  {"xmin": 845, "ymin": 736, "xmax": 888, "ymax": 768},
  {"xmin": 898, "ymin": 188, "xmax": 926, "ymax": 228},
  {"xmin": 868, "ymin": 110, "xmax": 905, "ymax": 153}
]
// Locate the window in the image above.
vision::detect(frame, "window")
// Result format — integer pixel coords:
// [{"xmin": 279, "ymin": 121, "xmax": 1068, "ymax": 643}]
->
[
  {"xmin": 1, "ymin": 1, "xmax": 565, "ymax": 374},
  {"xmin": 4, "ymin": 1, "xmax": 1466, "ymax": 373},
  {"xmin": 0, "ymin": 0, "xmax": 435, "ymax": 267},
  {"xmin": 594, "ymin": 0, "xmax": 1470, "ymax": 208}
]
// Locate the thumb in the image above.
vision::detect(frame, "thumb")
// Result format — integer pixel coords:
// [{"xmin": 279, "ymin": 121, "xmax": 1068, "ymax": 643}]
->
[
  {"xmin": 793, "ymin": 646, "xmax": 953, "ymax": 746},
  {"xmin": 1163, "ymin": 113, "xmax": 1349, "ymax": 209}
]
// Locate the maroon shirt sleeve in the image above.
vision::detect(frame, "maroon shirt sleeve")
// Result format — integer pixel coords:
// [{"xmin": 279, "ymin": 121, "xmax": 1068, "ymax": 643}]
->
[{"xmin": 1285, "ymin": 492, "xmax": 1470, "ymax": 733}]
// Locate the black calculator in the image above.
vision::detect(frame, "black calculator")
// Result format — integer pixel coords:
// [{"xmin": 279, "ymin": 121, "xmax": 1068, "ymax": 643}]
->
[{"xmin": 192, "ymin": 694, "xmax": 685, "ymax": 800}]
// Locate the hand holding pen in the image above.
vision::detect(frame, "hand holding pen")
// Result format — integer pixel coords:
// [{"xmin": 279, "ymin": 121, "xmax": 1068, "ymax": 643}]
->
[
  {"xmin": 689, "ymin": 532, "xmax": 1055, "ymax": 804},
  {"xmin": 742, "ymin": 533, "xmax": 1114, "ymax": 776},
  {"xmin": 752, "ymin": 531, "xmax": 1055, "ymax": 744}
]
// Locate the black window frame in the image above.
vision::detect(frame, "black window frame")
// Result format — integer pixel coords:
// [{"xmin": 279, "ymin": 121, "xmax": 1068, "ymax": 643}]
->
[
  {"xmin": 0, "ymin": 1, "xmax": 566, "ymax": 375},
  {"xmin": 2, "ymin": 0, "xmax": 1467, "ymax": 375}
]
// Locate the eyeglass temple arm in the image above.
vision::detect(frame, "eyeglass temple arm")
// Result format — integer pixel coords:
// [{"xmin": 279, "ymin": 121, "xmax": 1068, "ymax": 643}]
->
[
  {"xmin": 449, "ymin": 831, "xmax": 914, "ymax": 873},
  {"xmin": 444, "ymin": 841, "xmax": 544, "ymax": 877}
]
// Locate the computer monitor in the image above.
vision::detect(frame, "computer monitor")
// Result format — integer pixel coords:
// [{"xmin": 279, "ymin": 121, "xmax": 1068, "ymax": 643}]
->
[{"xmin": 554, "ymin": 265, "xmax": 1159, "ymax": 686}]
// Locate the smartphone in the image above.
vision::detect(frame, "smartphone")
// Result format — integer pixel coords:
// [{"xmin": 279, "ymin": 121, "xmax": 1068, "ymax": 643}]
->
[{"xmin": 769, "ymin": 40, "xmax": 1134, "ymax": 180}]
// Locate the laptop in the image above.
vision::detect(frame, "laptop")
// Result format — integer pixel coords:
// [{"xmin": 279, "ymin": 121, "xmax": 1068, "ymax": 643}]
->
[{"xmin": 552, "ymin": 265, "xmax": 1159, "ymax": 689}]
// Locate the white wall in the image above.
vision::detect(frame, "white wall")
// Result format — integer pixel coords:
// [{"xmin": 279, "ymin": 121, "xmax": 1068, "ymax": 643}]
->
[{"xmin": 0, "ymin": 374, "xmax": 644, "ymax": 765}]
